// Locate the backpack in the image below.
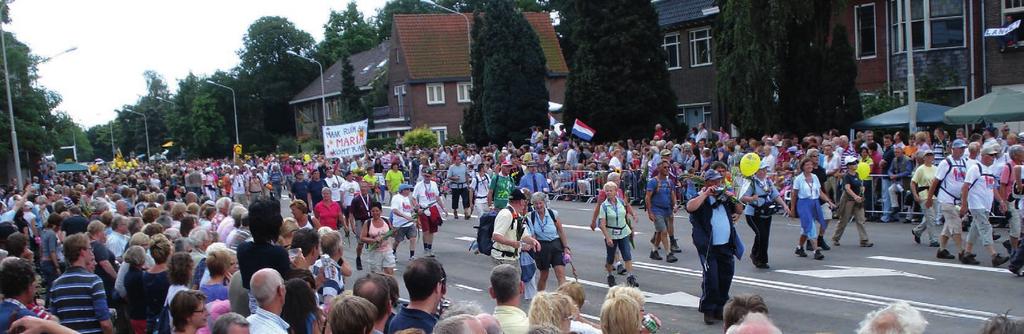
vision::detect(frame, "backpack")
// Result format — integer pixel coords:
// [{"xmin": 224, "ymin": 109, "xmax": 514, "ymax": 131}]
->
[
  {"xmin": 935, "ymin": 157, "xmax": 967, "ymax": 202},
  {"xmin": 475, "ymin": 211, "xmax": 499, "ymax": 256},
  {"xmin": 152, "ymin": 305, "xmax": 172, "ymax": 334}
]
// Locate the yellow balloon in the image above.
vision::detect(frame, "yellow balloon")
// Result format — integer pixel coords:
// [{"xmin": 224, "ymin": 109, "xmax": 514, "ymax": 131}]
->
[
  {"xmin": 739, "ymin": 153, "xmax": 761, "ymax": 177},
  {"xmin": 303, "ymin": 154, "xmax": 312, "ymax": 163},
  {"xmin": 857, "ymin": 162, "xmax": 871, "ymax": 180}
]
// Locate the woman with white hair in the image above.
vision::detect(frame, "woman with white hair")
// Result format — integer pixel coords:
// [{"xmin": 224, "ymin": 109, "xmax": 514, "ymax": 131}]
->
[
  {"xmin": 855, "ymin": 301, "xmax": 928, "ymax": 334},
  {"xmin": 598, "ymin": 182, "xmax": 638, "ymax": 287}
]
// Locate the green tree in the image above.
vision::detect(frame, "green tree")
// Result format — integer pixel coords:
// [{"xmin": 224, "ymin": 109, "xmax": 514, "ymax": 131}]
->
[
  {"xmin": 548, "ymin": 0, "xmax": 579, "ymax": 68},
  {"xmin": 403, "ymin": 127, "xmax": 439, "ymax": 148},
  {"xmin": 478, "ymin": 0, "xmax": 550, "ymax": 143},
  {"xmin": 339, "ymin": 54, "xmax": 368, "ymax": 123},
  {"xmin": 188, "ymin": 93, "xmax": 228, "ymax": 157},
  {"xmin": 462, "ymin": 12, "xmax": 488, "ymax": 145},
  {"xmin": 563, "ymin": 0, "xmax": 676, "ymax": 141},
  {"xmin": 237, "ymin": 16, "xmax": 319, "ymax": 153},
  {"xmin": 717, "ymin": 0, "xmax": 862, "ymax": 135},
  {"xmin": 318, "ymin": 1, "xmax": 378, "ymax": 65}
]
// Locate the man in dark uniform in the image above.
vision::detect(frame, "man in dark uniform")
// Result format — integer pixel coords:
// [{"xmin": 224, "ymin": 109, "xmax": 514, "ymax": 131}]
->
[{"xmin": 685, "ymin": 169, "xmax": 744, "ymax": 326}]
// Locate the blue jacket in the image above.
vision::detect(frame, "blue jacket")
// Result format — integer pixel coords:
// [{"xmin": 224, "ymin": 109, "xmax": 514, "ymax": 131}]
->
[
  {"xmin": 687, "ymin": 196, "xmax": 745, "ymax": 260},
  {"xmin": 887, "ymin": 157, "xmax": 914, "ymax": 180}
]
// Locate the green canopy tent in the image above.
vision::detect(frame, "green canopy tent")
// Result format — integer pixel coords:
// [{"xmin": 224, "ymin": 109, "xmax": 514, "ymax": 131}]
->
[
  {"xmin": 55, "ymin": 163, "xmax": 89, "ymax": 173},
  {"xmin": 851, "ymin": 102, "xmax": 951, "ymax": 129},
  {"xmin": 944, "ymin": 88, "xmax": 1024, "ymax": 124}
]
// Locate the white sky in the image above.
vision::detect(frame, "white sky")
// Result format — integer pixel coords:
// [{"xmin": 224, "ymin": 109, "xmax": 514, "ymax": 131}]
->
[{"xmin": 7, "ymin": 0, "xmax": 388, "ymax": 127}]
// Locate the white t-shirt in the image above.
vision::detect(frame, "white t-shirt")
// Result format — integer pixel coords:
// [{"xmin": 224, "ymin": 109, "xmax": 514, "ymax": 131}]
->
[
  {"xmin": 413, "ymin": 181, "xmax": 441, "ymax": 211},
  {"xmin": 342, "ymin": 179, "xmax": 359, "ymax": 206},
  {"xmin": 609, "ymin": 156, "xmax": 622, "ymax": 171},
  {"xmin": 231, "ymin": 174, "xmax": 246, "ymax": 194},
  {"xmin": 964, "ymin": 161, "xmax": 1001, "ymax": 210},
  {"xmin": 934, "ymin": 156, "xmax": 968, "ymax": 205},
  {"xmin": 324, "ymin": 175, "xmax": 345, "ymax": 202},
  {"xmin": 390, "ymin": 194, "xmax": 414, "ymax": 228},
  {"xmin": 470, "ymin": 173, "xmax": 491, "ymax": 204}
]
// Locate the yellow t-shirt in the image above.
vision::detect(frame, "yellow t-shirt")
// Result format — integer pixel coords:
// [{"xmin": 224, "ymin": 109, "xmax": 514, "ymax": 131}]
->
[
  {"xmin": 911, "ymin": 164, "xmax": 937, "ymax": 199},
  {"xmin": 385, "ymin": 170, "xmax": 405, "ymax": 193}
]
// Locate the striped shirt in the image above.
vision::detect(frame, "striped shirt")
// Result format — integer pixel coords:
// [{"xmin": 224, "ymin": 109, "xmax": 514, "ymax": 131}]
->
[{"xmin": 48, "ymin": 266, "xmax": 111, "ymax": 334}]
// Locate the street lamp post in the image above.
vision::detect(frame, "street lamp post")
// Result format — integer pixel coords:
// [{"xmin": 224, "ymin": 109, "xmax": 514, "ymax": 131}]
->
[
  {"xmin": 904, "ymin": 0, "xmax": 917, "ymax": 133},
  {"xmin": 109, "ymin": 122, "xmax": 115, "ymax": 159},
  {"xmin": 1, "ymin": 9, "xmax": 22, "ymax": 187},
  {"xmin": 286, "ymin": 50, "xmax": 328, "ymax": 126},
  {"xmin": 423, "ymin": 0, "xmax": 472, "ymax": 85},
  {"xmin": 124, "ymin": 108, "xmax": 150, "ymax": 159},
  {"xmin": 204, "ymin": 80, "xmax": 239, "ymax": 145}
]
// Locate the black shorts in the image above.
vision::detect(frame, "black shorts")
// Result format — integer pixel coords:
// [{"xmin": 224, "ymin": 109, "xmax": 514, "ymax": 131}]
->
[
  {"xmin": 451, "ymin": 187, "xmax": 470, "ymax": 209},
  {"xmin": 533, "ymin": 238, "xmax": 566, "ymax": 270}
]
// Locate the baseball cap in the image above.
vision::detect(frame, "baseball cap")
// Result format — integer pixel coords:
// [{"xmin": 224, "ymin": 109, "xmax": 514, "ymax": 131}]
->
[
  {"xmin": 982, "ymin": 144, "xmax": 1001, "ymax": 155},
  {"xmin": 399, "ymin": 184, "xmax": 414, "ymax": 192},
  {"xmin": 759, "ymin": 160, "xmax": 772, "ymax": 170},
  {"xmin": 844, "ymin": 156, "xmax": 859, "ymax": 165},
  {"xmin": 951, "ymin": 139, "xmax": 968, "ymax": 149},
  {"xmin": 703, "ymin": 169, "xmax": 723, "ymax": 181}
]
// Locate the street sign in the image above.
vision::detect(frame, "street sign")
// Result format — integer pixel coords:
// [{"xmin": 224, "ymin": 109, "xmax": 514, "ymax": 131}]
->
[
  {"xmin": 233, "ymin": 144, "xmax": 243, "ymax": 156},
  {"xmin": 775, "ymin": 265, "xmax": 933, "ymax": 280}
]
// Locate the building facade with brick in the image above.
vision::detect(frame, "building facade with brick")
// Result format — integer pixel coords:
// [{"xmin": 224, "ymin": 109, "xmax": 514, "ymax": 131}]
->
[
  {"xmin": 386, "ymin": 13, "xmax": 569, "ymax": 143},
  {"xmin": 654, "ymin": 0, "xmax": 724, "ymax": 133},
  {"xmin": 288, "ymin": 42, "xmax": 390, "ymax": 140}
]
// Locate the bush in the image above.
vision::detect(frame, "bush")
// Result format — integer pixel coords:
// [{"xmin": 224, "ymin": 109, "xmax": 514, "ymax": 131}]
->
[
  {"xmin": 299, "ymin": 138, "xmax": 323, "ymax": 153},
  {"xmin": 367, "ymin": 137, "xmax": 395, "ymax": 151},
  {"xmin": 445, "ymin": 134, "xmax": 466, "ymax": 146},
  {"xmin": 277, "ymin": 136, "xmax": 300, "ymax": 154},
  {"xmin": 403, "ymin": 127, "xmax": 439, "ymax": 148}
]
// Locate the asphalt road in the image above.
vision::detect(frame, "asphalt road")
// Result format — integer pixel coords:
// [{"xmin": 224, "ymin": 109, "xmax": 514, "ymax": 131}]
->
[{"xmin": 285, "ymin": 196, "xmax": 1020, "ymax": 334}]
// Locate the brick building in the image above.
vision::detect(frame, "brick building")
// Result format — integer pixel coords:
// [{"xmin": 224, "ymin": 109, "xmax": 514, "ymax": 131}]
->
[
  {"xmin": 984, "ymin": 0, "xmax": 1024, "ymax": 92},
  {"xmin": 288, "ymin": 42, "xmax": 390, "ymax": 140},
  {"xmin": 386, "ymin": 13, "xmax": 569, "ymax": 143},
  {"xmin": 654, "ymin": 0, "xmax": 723, "ymax": 133}
]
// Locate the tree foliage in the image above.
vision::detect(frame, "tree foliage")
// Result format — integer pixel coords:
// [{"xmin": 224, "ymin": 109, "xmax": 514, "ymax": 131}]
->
[
  {"xmin": 717, "ymin": 0, "xmax": 861, "ymax": 135},
  {"xmin": 403, "ymin": 127, "xmax": 439, "ymax": 148},
  {"xmin": 478, "ymin": 0, "xmax": 549, "ymax": 144},
  {"xmin": 318, "ymin": 1, "xmax": 377, "ymax": 65},
  {"xmin": 462, "ymin": 12, "xmax": 488, "ymax": 145},
  {"xmin": 339, "ymin": 54, "xmax": 368, "ymax": 123},
  {"xmin": 563, "ymin": 0, "xmax": 676, "ymax": 141}
]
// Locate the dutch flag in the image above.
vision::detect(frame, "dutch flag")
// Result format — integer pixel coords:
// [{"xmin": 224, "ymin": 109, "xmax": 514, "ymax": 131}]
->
[{"xmin": 571, "ymin": 119, "xmax": 596, "ymax": 141}]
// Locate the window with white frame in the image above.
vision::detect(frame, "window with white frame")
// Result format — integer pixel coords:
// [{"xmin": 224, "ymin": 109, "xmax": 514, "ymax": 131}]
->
[
  {"xmin": 457, "ymin": 82, "xmax": 472, "ymax": 103},
  {"xmin": 431, "ymin": 127, "xmax": 448, "ymax": 146},
  {"xmin": 426, "ymin": 83, "xmax": 445, "ymax": 105},
  {"xmin": 1008, "ymin": 0, "xmax": 1024, "ymax": 11},
  {"xmin": 890, "ymin": 0, "xmax": 964, "ymax": 52},
  {"xmin": 855, "ymin": 4, "xmax": 877, "ymax": 58},
  {"xmin": 663, "ymin": 33, "xmax": 681, "ymax": 69},
  {"xmin": 689, "ymin": 28, "xmax": 712, "ymax": 66}
]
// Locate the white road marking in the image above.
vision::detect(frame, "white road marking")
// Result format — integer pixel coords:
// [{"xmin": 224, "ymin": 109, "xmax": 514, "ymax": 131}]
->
[
  {"xmin": 455, "ymin": 236, "xmax": 476, "ymax": 242},
  {"xmin": 572, "ymin": 278, "xmax": 700, "ymax": 308},
  {"xmin": 632, "ymin": 261, "xmax": 996, "ymax": 321},
  {"xmin": 454, "ymin": 284, "xmax": 483, "ymax": 292},
  {"xmin": 580, "ymin": 314, "xmax": 600, "ymax": 321},
  {"xmin": 775, "ymin": 265, "xmax": 933, "ymax": 280},
  {"xmin": 868, "ymin": 256, "xmax": 1009, "ymax": 273}
]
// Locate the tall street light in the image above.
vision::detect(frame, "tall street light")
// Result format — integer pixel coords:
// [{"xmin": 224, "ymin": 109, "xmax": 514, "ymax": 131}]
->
[
  {"xmin": 422, "ymin": 0, "xmax": 471, "ymax": 85},
  {"xmin": 124, "ymin": 108, "xmax": 150, "ymax": 159},
  {"xmin": 904, "ymin": 0, "xmax": 917, "ymax": 133},
  {"xmin": 38, "ymin": 47, "xmax": 78, "ymax": 64},
  {"xmin": 204, "ymin": 80, "xmax": 239, "ymax": 145},
  {"xmin": 286, "ymin": 50, "xmax": 328, "ymax": 125}
]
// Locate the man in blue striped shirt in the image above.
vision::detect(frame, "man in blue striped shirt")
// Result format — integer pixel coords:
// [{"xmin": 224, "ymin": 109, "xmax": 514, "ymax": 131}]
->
[{"xmin": 48, "ymin": 233, "xmax": 113, "ymax": 334}]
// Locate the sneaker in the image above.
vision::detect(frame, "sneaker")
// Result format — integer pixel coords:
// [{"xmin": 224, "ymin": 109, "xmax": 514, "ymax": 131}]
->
[
  {"xmin": 929, "ymin": 241, "xmax": 940, "ymax": 247},
  {"xmin": 993, "ymin": 254, "xmax": 1010, "ymax": 267},
  {"xmin": 959, "ymin": 251, "xmax": 980, "ymax": 265},
  {"xmin": 1010, "ymin": 265, "xmax": 1023, "ymax": 277},
  {"xmin": 832, "ymin": 239, "xmax": 841, "ymax": 246},
  {"xmin": 860, "ymin": 241, "xmax": 874, "ymax": 247},
  {"xmin": 606, "ymin": 274, "xmax": 616, "ymax": 287},
  {"xmin": 937, "ymin": 249, "xmax": 955, "ymax": 259},
  {"xmin": 805, "ymin": 240, "xmax": 814, "ymax": 251},
  {"xmin": 814, "ymin": 249, "xmax": 825, "ymax": 260},
  {"xmin": 616, "ymin": 262, "xmax": 627, "ymax": 275},
  {"xmin": 626, "ymin": 275, "xmax": 639, "ymax": 288},
  {"xmin": 818, "ymin": 238, "xmax": 831, "ymax": 251},
  {"xmin": 912, "ymin": 230, "xmax": 921, "ymax": 244},
  {"xmin": 356, "ymin": 256, "xmax": 363, "ymax": 271},
  {"xmin": 670, "ymin": 240, "xmax": 682, "ymax": 253},
  {"xmin": 755, "ymin": 262, "xmax": 771, "ymax": 269},
  {"xmin": 649, "ymin": 250, "xmax": 663, "ymax": 261},
  {"xmin": 703, "ymin": 312, "xmax": 716, "ymax": 325},
  {"xmin": 666, "ymin": 253, "xmax": 678, "ymax": 263},
  {"xmin": 795, "ymin": 247, "xmax": 808, "ymax": 257}
]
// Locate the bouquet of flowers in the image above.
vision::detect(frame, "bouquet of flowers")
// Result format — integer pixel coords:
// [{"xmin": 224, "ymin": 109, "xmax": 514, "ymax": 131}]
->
[{"xmin": 365, "ymin": 228, "xmax": 395, "ymax": 252}]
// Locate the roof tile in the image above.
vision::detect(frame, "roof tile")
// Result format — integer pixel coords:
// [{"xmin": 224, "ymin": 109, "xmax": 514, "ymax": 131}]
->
[{"xmin": 394, "ymin": 12, "xmax": 568, "ymax": 80}]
